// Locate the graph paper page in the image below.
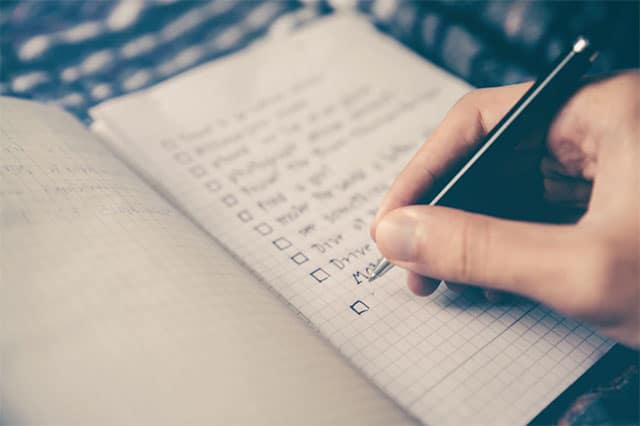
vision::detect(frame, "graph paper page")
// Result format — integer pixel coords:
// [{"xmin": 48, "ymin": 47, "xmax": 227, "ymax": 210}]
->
[
  {"xmin": 1, "ymin": 97, "xmax": 413, "ymax": 426},
  {"xmin": 91, "ymin": 14, "xmax": 613, "ymax": 425}
]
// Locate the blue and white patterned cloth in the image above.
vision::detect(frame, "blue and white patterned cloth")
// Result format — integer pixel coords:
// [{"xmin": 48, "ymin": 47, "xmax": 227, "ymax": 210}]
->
[
  {"xmin": 1, "ymin": 1, "xmax": 319, "ymax": 119},
  {"xmin": 1, "ymin": 0, "xmax": 637, "ymax": 121}
]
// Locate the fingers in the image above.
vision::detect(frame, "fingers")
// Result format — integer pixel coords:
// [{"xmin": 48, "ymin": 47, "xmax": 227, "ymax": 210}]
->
[
  {"xmin": 371, "ymin": 82, "xmax": 533, "ymax": 240},
  {"xmin": 540, "ymin": 156, "xmax": 593, "ymax": 209},
  {"xmin": 407, "ymin": 272, "xmax": 440, "ymax": 296},
  {"xmin": 375, "ymin": 205, "xmax": 580, "ymax": 306},
  {"xmin": 544, "ymin": 72, "xmax": 640, "ymax": 186},
  {"xmin": 414, "ymin": 277, "xmax": 505, "ymax": 303},
  {"xmin": 543, "ymin": 177, "xmax": 592, "ymax": 207}
]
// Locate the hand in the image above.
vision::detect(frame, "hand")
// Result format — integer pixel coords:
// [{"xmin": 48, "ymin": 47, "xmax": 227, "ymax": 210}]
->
[{"xmin": 371, "ymin": 72, "xmax": 640, "ymax": 347}]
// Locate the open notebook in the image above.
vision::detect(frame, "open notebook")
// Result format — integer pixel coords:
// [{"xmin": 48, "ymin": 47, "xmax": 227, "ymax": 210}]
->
[{"xmin": 2, "ymin": 14, "xmax": 612, "ymax": 425}]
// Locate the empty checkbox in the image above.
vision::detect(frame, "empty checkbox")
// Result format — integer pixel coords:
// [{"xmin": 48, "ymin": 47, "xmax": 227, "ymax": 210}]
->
[
  {"xmin": 350, "ymin": 300, "xmax": 369, "ymax": 315},
  {"xmin": 221, "ymin": 194, "xmax": 238, "ymax": 207},
  {"xmin": 272, "ymin": 237, "xmax": 292, "ymax": 250},
  {"xmin": 291, "ymin": 252, "xmax": 308, "ymax": 265},
  {"xmin": 237, "ymin": 209, "xmax": 253, "ymax": 222},
  {"xmin": 204, "ymin": 179, "xmax": 221, "ymax": 192},
  {"xmin": 310, "ymin": 268, "xmax": 330, "ymax": 283},
  {"xmin": 254, "ymin": 222, "xmax": 273, "ymax": 236},
  {"xmin": 189, "ymin": 165, "xmax": 207, "ymax": 178}
]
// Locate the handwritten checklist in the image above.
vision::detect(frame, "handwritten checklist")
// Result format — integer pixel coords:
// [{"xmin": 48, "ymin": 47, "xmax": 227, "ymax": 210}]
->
[{"xmin": 91, "ymin": 15, "xmax": 613, "ymax": 426}]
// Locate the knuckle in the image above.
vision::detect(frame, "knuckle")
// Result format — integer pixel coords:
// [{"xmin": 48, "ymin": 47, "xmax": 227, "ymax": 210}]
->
[
  {"xmin": 454, "ymin": 89, "xmax": 484, "ymax": 112},
  {"xmin": 454, "ymin": 215, "xmax": 488, "ymax": 284}
]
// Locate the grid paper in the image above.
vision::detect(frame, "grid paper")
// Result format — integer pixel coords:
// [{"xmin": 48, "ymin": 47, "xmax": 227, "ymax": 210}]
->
[{"xmin": 90, "ymin": 14, "xmax": 613, "ymax": 425}]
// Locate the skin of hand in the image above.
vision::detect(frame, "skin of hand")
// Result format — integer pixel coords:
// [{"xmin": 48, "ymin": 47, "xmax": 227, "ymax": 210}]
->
[{"xmin": 370, "ymin": 72, "xmax": 640, "ymax": 348}]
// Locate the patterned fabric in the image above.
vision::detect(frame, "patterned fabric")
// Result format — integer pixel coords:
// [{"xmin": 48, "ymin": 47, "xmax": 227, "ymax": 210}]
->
[
  {"xmin": 0, "ymin": 1, "xmax": 638, "ymax": 424},
  {"xmin": 1, "ymin": 1, "xmax": 320, "ymax": 119},
  {"xmin": 2, "ymin": 1, "xmax": 638, "ymax": 120}
]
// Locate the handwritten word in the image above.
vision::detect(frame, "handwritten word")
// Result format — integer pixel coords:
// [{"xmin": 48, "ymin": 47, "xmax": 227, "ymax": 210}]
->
[
  {"xmin": 309, "ymin": 233, "xmax": 344, "ymax": 254},
  {"xmin": 328, "ymin": 243, "xmax": 373, "ymax": 272}
]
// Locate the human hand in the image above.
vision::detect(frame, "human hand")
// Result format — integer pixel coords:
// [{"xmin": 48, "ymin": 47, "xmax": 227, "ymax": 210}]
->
[{"xmin": 371, "ymin": 72, "xmax": 640, "ymax": 347}]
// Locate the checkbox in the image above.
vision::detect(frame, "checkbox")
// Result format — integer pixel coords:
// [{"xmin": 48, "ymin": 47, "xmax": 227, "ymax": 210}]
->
[
  {"xmin": 204, "ymin": 179, "xmax": 221, "ymax": 192},
  {"xmin": 189, "ymin": 165, "xmax": 207, "ymax": 178},
  {"xmin": 237, "ymin": 209, "xmax": 253, "ymax": 223},
  {"xmin": 272, "ymin": 237, "xmax": 292, "ymax": 250},
  {"xmin": 173, "ymin": 151, "xmax": 192, "ymax": 164},
  {"xmin": 221, "ymin": 194, "xmax": 238, "ymax": 207},
  {"xmin": 254, "ymin": 222, "xmax": 273, "ymax": 236},
  {"xmin": 310, "ymin": 268, "xmax": 330, "ymax": 283},
  {"xmin": 291, "ymin": 251, "xmax": 308, "ymax": 265},
  {"xmin": 350, "ymin": 300, "xmax": 369, "ymax": 315}
]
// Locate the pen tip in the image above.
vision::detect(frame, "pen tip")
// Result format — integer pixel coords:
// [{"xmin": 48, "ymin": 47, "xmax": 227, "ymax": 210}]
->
[{"xmin": 369, "ymin": 258, "xmax": 393, "ymax": 282}]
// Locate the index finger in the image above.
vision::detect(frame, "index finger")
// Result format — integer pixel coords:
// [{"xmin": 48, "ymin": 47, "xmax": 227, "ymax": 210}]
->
[{"xmin": 371, "ymin": 82, "xmax": 533, "ymax": 240}]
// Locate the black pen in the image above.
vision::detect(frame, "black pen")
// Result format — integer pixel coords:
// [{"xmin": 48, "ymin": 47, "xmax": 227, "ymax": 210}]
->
[{"xmin": 369, "ymin": 36, "xmax": 598, "ymax": 282}]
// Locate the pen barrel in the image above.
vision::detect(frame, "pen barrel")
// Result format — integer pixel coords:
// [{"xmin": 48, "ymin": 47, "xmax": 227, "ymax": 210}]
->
[{"xmin": 429, "ymin": 37, "xmax": 597, "ymax": 219}]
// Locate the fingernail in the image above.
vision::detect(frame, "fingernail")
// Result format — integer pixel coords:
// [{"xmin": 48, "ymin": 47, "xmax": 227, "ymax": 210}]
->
[
  {"xmin": 370, "ymin": 211, "xmax": 384, "ymax": 241},
  {"xmin": 376, "ymin": 211, "xmax": 418, "ymax": 261},
  {"xmin": 369, "ymin": 220, "xmax": 378, "ymax": 241}
]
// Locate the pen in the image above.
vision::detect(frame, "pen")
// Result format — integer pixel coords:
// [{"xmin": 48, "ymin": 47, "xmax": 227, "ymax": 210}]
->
[{"xmin": 369, "ymin": 35, "xmax": 598, "ymax": 282}]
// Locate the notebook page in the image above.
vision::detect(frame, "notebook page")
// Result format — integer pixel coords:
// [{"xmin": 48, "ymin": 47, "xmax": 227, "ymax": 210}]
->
[
  {"xmin": 0, "ymin": 97, "xmax": 414, "ymax": 426},
  {"xmin": 90, "ymin": 14, "xmax": 613, "ymax": 425}
]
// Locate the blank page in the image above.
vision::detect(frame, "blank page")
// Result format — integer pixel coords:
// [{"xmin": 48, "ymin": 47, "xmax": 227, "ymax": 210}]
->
[
  {"xmin": 91, "ymin": 14, "xmax": 613, "ymax": 425},
  {"xmin": 0, "ymin": 97, "xmax": 413, "ymax": 425}
]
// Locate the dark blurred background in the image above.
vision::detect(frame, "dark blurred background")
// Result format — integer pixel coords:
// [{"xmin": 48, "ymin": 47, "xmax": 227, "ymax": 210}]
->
[
  {"xmin": 1, "ymin": 0, "xmax": 638, "ymax": 121},
  {"xmin": 0, "ymin": 1, "xmax": 637, "ymax": 424}
]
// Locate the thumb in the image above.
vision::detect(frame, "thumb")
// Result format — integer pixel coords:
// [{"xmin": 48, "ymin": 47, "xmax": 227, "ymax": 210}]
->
[{"xmin": 374, "ymin": 205, "xmax": 579, "ymax": 304}]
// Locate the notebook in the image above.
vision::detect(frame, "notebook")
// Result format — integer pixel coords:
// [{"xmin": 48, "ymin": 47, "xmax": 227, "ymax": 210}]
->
[{"xmin": 1, "ymin": 13, "xmax": 612, "ymax": 425}]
